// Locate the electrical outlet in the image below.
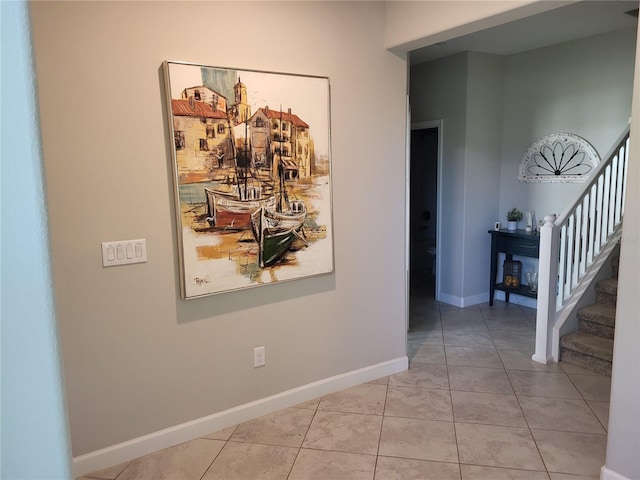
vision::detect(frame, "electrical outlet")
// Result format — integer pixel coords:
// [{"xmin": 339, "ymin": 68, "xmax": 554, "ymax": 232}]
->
[{"xmin": 253, "ymin": 346, "xmax": 266, "ymax": 368}]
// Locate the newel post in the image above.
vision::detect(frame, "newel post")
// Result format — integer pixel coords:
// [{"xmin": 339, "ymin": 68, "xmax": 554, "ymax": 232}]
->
[{"xmin": 532, "ymin": 214, "xmax": 559, "ymax": 364}]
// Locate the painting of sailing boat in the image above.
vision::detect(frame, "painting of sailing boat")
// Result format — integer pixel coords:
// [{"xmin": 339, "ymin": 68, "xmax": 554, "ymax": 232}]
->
[{"xmin": 163, "ymin": 61, "xmax": 333, "ymax": 299}]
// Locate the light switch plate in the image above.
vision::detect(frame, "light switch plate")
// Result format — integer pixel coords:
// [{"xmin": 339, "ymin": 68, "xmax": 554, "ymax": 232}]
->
[{"xmin": 102, "ymin": 239, "xmax": 147, "ymax": 267}]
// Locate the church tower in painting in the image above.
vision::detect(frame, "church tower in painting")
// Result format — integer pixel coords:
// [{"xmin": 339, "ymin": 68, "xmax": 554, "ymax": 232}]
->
[{"xmin": 231, "ymin": 77, "xmax": 251, "ymax": 125}]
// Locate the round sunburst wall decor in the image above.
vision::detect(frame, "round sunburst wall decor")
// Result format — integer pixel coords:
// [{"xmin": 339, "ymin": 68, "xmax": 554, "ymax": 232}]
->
[{"xmin": 518, "ymin": 133, "xmax": 600, "ymax": 183}]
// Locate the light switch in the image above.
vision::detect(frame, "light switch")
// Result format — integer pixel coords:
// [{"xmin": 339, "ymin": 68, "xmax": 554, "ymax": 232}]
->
[{"xmin": 102, "ymin": 239, "xmax": 147, "ymax": 267}]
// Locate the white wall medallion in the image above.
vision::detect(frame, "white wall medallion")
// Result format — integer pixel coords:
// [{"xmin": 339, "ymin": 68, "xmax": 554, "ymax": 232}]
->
[{"xmin": 518, "ymin": 133, "xmax": 600, "ymax": 183}]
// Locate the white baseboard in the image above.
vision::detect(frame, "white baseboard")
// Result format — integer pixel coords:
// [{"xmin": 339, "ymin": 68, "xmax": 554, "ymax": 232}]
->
[
  {"xmin": 72, "ymin": 356, "xmax": 408, "ymax": 478},
  {"xmin": 494, "ymin": 290, "xmax": 537, "ymax": 309},
  {"xmin": 438, "ymin": 291, "xmax": 506, "ymax": 308},
  {"xmin": 601, "ymin": 465, "xmax": 633, "ymax": 480},
  {"xmin": 438, "ymin": 291, "xmax": 536, "ymax": 309},
  {"xmin": 461, "ymin": 292, "xmax": 489, "ymax": 307}
]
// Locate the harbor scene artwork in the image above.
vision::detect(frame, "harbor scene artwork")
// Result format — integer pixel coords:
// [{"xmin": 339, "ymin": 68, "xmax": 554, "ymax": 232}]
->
[{"xmin": 163, "ymin": 61, "xmax": 333, "ymax": 299}]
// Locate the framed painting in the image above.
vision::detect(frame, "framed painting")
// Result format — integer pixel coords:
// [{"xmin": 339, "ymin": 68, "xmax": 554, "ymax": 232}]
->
[{"xmin": 162, "ymin": 61, "xmax": 334, "ymax": 299}]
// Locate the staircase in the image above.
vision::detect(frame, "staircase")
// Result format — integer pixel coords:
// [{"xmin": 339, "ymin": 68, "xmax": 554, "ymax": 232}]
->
[
  {"xmin": 533, "ymin": 126, "xmax": 629, "ymax": 365},
  {"xmin": 559, "ymin": 256, "xmax": 618, "ymax": 376}
]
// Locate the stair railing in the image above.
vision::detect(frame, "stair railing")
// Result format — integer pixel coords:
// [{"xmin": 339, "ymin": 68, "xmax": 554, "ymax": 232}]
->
[{"xmin": 533, "ymin": 126, "xmax": 630, "ymax": 364}]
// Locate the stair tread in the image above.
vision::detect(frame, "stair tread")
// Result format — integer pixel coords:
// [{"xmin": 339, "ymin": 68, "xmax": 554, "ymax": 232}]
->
[
  {"xmin": 560, "ymin": 331, "xmax": 613, "ymax": 362},
  {"xmin": 596, "ymin": 278, "xmax": 618, "ymax": 295},
  {"xmin": 578, "ymin": 303, "xmax": 616, "ymax": 327}
]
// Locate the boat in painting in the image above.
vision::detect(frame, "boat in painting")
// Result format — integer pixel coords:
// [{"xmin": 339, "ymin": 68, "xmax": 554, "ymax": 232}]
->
[
  {"xmin": 205, "ymin": 121, "xmax": 275, "ymax": 229},
  {"xmin": 250, "ymin": 108, "xmax": 307, "ymax": 267},
  {"xmin": 251, "ymin": 201, "xmax": 306, "ymax": 268},
  {"xmin": 205, "ymin": 183, "xmax": 275, "ymax": 229}
]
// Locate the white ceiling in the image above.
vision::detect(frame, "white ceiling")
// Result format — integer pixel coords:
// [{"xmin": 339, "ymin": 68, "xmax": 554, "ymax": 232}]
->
[{"xmin": 410, "ymin": 0, "xmax": 639, "ymax": 65}]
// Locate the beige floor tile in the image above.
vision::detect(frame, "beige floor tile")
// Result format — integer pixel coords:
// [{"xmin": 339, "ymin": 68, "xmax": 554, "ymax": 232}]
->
[
  {"xmin": 456, "ymin": 423, "xmax": 545, "ymax": 471},
  {"xmin": 478, "ymin": 302, "xmax": 525, "ymax": 319},
  {"xmin": 441, "ymin": 316, "xmax": 489, "ymax": 333},
  {"xmin": 379, "ymin": 416, "xmax": 457, "ymax": 463},
  {"xmin": 451, "ymin": 391, "xmax": 526, "ymax": 427},
  {"xmin": 385, "ymin": 385, "xmax": 453, "ymax": 421},
  {"xmin": 118, "ymin": 438, "xmax": 225, "ymax": 480},
  {"xmin": 519, "ymin": 305, "xmax": 537, "ymax": 319},
  {"xmin": 409, "ymin": 305, "xmax": 441, "ymax": 320},
  {"xmin": 460, "ymin": 464, "xmax": 550, "ymax": 479},
  {"xmin": 408, "ymin": 329, "xmax": 444, "ymax": 346},
  {"xmin": 443, "ymin": 329, "xmax": 495, "ymax": 348},
  {"xmin": 302, "ymin": 410, "xmax": 382, "ymax": 455},
  {"xmin": 410, "ymin": 344, "xmax": 446, "ymax": 364},
  {"xmin": 293, "ymin": 397, "xmax": 321, "ymax": 409},
  {"xmin": 375, "ymin": 456, "xmax": 461, "ymax": 480},
  {"xmin": 445, "ymin": 346, "xmax": 502, "ymax": 368},
  {"xmin": 498, "ymin": 350, "xmax": 561, "ymax": 372},
  {"xmin": 84, "ymin": 461, "xmax": 130, "ymax": 479},
  {"xmin": 508, "ymin": 370, "xmax": 581, "ymax": 399},
  {"xmin": 490, "ymin": 331, "xmax": 535, "ymax": 351},
  {"xmin": 559, "ymin": 362, "xmax": 602, "ymax": 375},
  {"xmin": 438, "ymin": 303, "xmax": 463, "ymax": 314},
  {"xmin": 532, "ymin": 429, "xmax": 607, "ymax": 477},
  {"xmin": 230, "ymin": 407, "xmax": 314, "ymax": 447},
  {"xmin": 288, "ymin": 449, "xmax": 376, "ymax": 480},
  {"xmin": 448, "ymin": 365, "xmax": 513, "ymax": 394},
  {"xmin": 389, "ymin": 364, "xmax": 449, "ymax": 390},
  {"xmin": 485, "ymin": 322, "xmax": 535, "ymax": 337},
  {"xmin": 202, "ymin": 425, "xmax": 237, "ymax": 440},
  {"xmin": 319, "ymin": 383, "xmax": 387, "ymax": 415},
  {"xmin": 568, "ymin": 374, "xmax": 611, "ymax": 402},
  {"xmin": 587, "ymin": 400, "xmax": 610, "ymax": 430},
  {"xmin": 548, "ymin": 473, "xmax": 599, "ymax": 480},
  {"xmin": 440, "ymin": 307, "xmax": 484, "ymax": 321},
  {"xmin": 202, "ymin": 442, "xmax": 298, "ymax": 480},
  {"xmin": 410, "ymin": 296, "xmax": 440, "ymax": 314},
  {"xmin": 367, "ymin": 375, "xmax": 389, "ymax": 385},
  {"xmin": 518, "ymin": 397, "xmax": 605, "ymax": 433}
]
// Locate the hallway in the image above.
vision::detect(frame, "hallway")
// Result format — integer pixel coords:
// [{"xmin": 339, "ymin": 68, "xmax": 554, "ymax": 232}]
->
[{"xmin": 79, "ymin": 292, "xmax": 610, "ymax": 480}]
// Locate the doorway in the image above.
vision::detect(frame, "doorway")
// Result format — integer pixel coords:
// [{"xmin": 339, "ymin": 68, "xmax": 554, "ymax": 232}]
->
[{"xmin": 409, "ymin": 123, "xmax": 440, "ymax": 303}]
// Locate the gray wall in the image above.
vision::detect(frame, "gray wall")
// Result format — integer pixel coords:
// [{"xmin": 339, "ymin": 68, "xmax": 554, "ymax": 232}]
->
[
  {"xmin": 463, "ymin": 52, "xmax": 505, "ymax": 301},
  {"xmin": 410, "ymin": 27, "xmax": 636, "ymax": 306},
  {"xmin": 410, "ymin": 53, "xmax": 468, "ymax": 300},
  {"xmin": 30, "ymin": 1, "xmax": 407, "ymax": 456},
  {"xmin": 500, "ymin": 27, "xmax": 637, "ymax": 223}
]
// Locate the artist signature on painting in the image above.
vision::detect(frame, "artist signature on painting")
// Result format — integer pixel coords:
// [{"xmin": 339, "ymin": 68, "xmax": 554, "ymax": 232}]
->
[{"xmin": 193, "ymin": 275, "xmax": 211, "ymax": 286}]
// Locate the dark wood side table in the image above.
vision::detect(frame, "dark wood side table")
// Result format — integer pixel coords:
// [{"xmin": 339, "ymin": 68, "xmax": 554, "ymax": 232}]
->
[{"xmin": 488, "ymin": 229, "xmax": 540, "ymax": 306}]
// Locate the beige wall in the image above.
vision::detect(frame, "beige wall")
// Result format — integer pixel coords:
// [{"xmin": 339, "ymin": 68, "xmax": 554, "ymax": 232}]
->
[
  {"xmin": 30, "ymin": 1, "xmax": 407, "ymax": 456},
  {"xmin": 605, "ymin": 24, "xmax": 640, "ymax": 480},
  {"xmin": 27, "ymin": 2, "xmax": 640, "ymax": 477},
  {"xmin": 384, "ymin": 0, "xmax": 570, "ymax": 53}
]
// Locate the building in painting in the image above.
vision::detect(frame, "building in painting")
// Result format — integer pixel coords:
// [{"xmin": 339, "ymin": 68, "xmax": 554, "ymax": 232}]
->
[
  {"xmin": 180, "ymin": 86, "xmax": 227, "ymax": 113},
  {"xmin": 230, "ymin": 77, "xmax": 251, "ymax": 126},
  {"xmin": 171, "ymin": 96, "xmax": 232, "ymax": 178},
  {"xmin": 250, "ymin": 106, "xmax": 311, "ymax": 181}
]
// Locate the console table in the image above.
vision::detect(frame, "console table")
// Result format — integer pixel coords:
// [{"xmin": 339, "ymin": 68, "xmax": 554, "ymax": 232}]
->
[{"xmin": 488, "ymin": 229, "xmax": 540, "ymax": 306}]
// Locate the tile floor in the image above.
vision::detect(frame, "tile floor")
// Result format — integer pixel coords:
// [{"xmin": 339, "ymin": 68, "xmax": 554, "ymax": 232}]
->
[{"xmin": 80, "ymin": 273, "xmax": 611, "ymax": 480}]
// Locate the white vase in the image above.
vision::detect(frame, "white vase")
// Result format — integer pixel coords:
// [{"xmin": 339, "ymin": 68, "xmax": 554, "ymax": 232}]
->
[{"xmin": 507, "ymin": 221, "xmax": 518, "ymax": 231}]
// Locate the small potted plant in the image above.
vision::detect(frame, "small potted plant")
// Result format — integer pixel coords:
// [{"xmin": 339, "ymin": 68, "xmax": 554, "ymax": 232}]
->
[{"xmin": 506, "ymin": 208, "xmax": 523, "ymax": 231}]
